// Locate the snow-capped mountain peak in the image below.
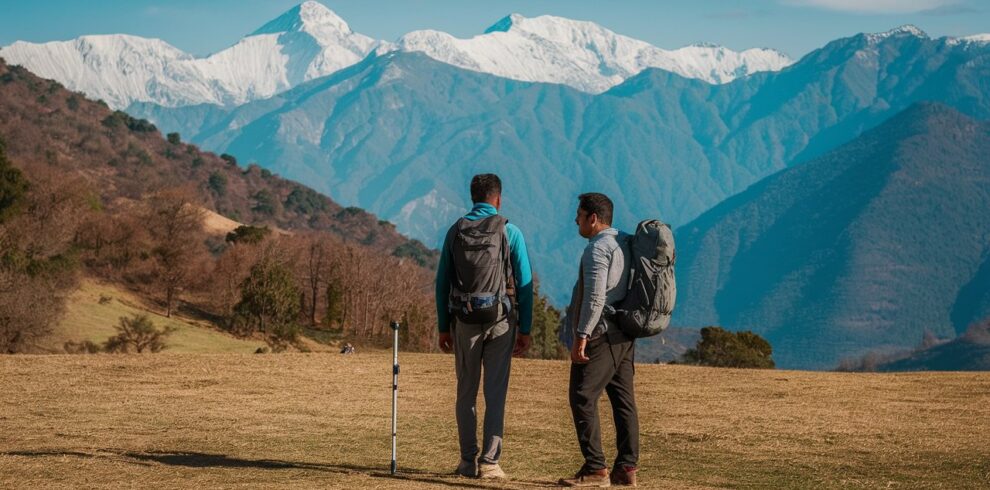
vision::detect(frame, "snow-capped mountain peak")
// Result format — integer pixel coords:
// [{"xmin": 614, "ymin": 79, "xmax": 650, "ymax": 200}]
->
[
  {"xmin": 397, "ymin": 13, "xmax": 792, "ymax": 91},
  {"xmin": 483, "ymin": 13, "xmax": 523, "ymax": 34},
  {"xmin": 483, "ymin": 13, "xmax": 612, "ymax": 40},
  {"xmin": 0, "ymin": 2, "xmax": 378, "ymax": 109},
  {"xmin": 0, "ymin": 3, "xmax": 793, "ymax": 107},
  {"xmin": 867, "ymin": 25, "xmax": 929, "ymax": 43},
  {"xmin": 251, "ymin": 1, "xmax": 353, "ymax": 38}
]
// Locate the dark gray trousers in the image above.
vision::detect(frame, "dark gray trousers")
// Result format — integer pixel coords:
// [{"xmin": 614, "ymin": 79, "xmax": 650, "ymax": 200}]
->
[
  {"xmin": 568, "ymin": 330, "xmax": 639, "ymax": 470},
  {"xmin": 452, "ymin": 312, "xmax": 514, "ymax": 465}
]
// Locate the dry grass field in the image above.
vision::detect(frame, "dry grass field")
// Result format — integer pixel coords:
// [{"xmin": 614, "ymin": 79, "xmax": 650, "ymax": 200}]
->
[{"xmin": 1, "ymin": 351, "xmax": 989, "ymax": 489}]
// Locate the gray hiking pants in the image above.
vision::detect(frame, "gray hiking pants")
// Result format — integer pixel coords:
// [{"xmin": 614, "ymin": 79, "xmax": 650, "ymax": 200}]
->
[{"xmin": 452, "ymin": 310, "xmax": 514, "ymax": 465}]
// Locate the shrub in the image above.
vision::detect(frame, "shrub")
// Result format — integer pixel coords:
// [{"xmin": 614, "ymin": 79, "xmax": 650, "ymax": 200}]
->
[
  {"xmin": 391, "ymin": 241, "xmax": 433, "ymax": 267},
  {"xmin": 103, "ymin": 314, "xmax": 176, "ymax": 353},
  {"xmin": 251, "ymin": 190, "xmax": 277, "ymax": 216},
  {"xmin": 64, "ymin": 340, "xmax": 102, "ymax": 354},
  {"xmin": 101, "ymin": 111, "xmax": 157, "ymax": 133},
  {"xmin": 208, "ymin": 171, "xmax": 227, "ymax": 196},
  {"xmin": 284, "ymin": 187, "xmax": 327, "ymax": 215},
  {"xmin": 0, "ymin": 139, "xmax": 29, "ymax": 222},
  {"xmin": 225, "ymin": 225, "xmax": 271, "ymax": 245},
  {"xmin": 680, "ymin": 326, "xmax": 775, "ymax": 369},
  {"xmin": 167, "ymin": 132, "xmax": 181, "ymax": 145}
]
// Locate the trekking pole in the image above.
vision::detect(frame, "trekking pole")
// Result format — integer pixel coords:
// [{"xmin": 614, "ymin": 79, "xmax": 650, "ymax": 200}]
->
[{"xmin": 390, "ymin": 320, "xmax": 400, "ymax": 475}]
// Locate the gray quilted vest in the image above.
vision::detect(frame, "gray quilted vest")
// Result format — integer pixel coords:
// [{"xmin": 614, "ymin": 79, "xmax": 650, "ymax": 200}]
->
[{"xmin": 446, "ymin": 215, "xmax": 512, "ymax": 324}]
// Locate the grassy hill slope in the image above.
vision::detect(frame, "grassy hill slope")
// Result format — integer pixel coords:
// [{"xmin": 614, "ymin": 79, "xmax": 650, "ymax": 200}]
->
[
  {"xmin": 45, "ymin": 278, "xmax": 264, "ymax": 354},
  {"xmin": 1, "ymin": 353, "xmax": 988, "ymax": 489}
]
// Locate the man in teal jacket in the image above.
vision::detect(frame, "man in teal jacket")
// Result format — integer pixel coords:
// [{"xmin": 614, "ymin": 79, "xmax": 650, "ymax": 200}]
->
[{"xmin": 435, "ymin": 173, "xmax": 533, "ymax": 480}]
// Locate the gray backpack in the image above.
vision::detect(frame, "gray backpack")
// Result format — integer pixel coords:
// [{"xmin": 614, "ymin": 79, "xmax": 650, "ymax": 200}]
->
[
  {"xmin": 610, "ymin": 219, "xmax": 676, "ymax": 338},
  {"xmin": 446, "ymin": 215, "xmax": 512, "ymax": 325}
]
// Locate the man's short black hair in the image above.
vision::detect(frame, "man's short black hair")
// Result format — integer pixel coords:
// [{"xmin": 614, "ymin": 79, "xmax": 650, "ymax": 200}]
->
[
  {"xmin": 470, "ymin": 174, "xmax": 502, "ymax": 204},
  {"xmin": 578, "ymin": 192, "xmax": 613, "ymax": 226}
]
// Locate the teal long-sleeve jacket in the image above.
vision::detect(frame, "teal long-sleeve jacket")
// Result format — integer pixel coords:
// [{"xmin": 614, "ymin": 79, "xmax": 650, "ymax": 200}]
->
[{"xmin": 435, "ymin": 203, "xmax": 534, "ymax": 334}]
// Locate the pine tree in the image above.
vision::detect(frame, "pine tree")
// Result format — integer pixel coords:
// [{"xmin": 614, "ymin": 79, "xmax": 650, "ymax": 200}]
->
[
  {"xmin": 528, "ymin": 283, "xmax": 567, "ymax": 360},
  {"xmin": 235, "ymin": 245, "xmax": 300, "ymax": 349}
]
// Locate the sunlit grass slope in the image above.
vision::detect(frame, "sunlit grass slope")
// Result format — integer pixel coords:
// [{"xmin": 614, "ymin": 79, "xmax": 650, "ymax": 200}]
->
[{"xmin": 48, "ymin": 278, "xmax": 263, "ymax": 354}]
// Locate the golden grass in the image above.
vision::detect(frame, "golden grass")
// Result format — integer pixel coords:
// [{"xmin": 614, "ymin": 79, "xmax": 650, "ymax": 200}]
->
[
  {"xmin": 1, "ymin": 352, "xmax": 989, "ymax": 489},
  {"xmin": 47, "ymin": 278, "xmax": 264, "ymax": 354},
  {"xmin": 199, "ymin": 207, "xmax": 243, "ymax": 237}
]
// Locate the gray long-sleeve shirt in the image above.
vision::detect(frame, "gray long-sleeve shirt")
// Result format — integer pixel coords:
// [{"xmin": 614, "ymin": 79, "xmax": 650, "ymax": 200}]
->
[{"xmin": 569, "ymin": 227, "xmax": 629, "ymax": 339}]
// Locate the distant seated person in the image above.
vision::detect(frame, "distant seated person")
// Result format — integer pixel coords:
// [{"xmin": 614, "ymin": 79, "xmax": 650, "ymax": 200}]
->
[{"xmin": 340, "ymin": 343, "xmax": 355, "ymax": 355}]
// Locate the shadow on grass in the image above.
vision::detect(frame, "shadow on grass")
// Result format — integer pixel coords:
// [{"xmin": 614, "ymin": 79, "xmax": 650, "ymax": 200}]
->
[{"xmin": 4, "ymin": 449, "xmax": 555, "ymax": 488}]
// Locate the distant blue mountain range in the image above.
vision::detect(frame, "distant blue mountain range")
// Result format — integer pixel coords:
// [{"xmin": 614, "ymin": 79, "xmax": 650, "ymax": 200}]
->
[
  {"xmin": 131, "ymin": 29, "xmax": 990, "ymax": 310},
  {"xmin": 674, "ymin": 102, "xmax": 990, "ymax": 369}
]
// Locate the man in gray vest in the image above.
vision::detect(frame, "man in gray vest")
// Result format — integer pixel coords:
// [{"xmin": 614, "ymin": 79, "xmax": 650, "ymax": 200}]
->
[
  {"xmin": 559, "ymin": 192, "xmax": 640, "ymax": 487},
  {"xmin": 435, "ymin": 173, "xmax": 534, "ymax": 479}
]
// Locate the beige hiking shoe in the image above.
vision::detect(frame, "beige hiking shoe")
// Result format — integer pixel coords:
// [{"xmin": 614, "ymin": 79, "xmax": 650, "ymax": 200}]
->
[
  {"xmin": 478, "ymin": 463, "xmax": 507, "ymax": 479},
  {"xmin": 455, "ymin": 459, "xmax": 477, "ymax": 478}
]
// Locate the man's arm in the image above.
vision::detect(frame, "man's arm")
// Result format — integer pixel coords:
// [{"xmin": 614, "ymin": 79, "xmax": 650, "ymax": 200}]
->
[
  {"xmin": 506, "ymin": 223, "xmax": 534, "ymax": 335},
  {"xmin": 435, "ymin": 229, "xmax": 453, "ymax": 334},
  {"xmin": 575, "ymin": 242, "xmax": 610, "ymax": 338}
]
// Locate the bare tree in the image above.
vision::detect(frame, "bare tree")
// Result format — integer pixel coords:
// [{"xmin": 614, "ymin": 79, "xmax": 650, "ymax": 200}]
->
[
  {"xmin": 0, "ymin": 168, "xmax": 87, "ymax": 353},
  {"xmin": 306, "ymin": 236, "xmax": 335, "ymax": 327},
  {"xmin": 208, "ymin": 243, "xmax": 256, "ymax": 325},
  {"xmin": 144, "ymin": 188, "xmax": 206, "ymax": 317}
]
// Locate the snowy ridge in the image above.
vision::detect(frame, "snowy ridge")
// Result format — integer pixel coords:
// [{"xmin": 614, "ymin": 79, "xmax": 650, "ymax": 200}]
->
[
  {"xmin": 960, "ymin": 34, "xmax": 990, "ymax": 44},
  {"xmin": 865, "ymin": 25, "xmax": 928, "ymax": 43},
  {"xmin": 0, "ymin": 1, "xmax": 376, "ymax": 109},
  {"xmin": 393, "ymin": 13, "xmax": 793, "ymax": 91},
  {"xmin": 0, "ymin": 2, "xmax": 793, "ymax": 108}
]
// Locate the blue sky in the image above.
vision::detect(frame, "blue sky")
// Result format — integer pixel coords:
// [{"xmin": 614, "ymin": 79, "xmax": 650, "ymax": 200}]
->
[{"xmin": 1, "ymin": 0, "xmax": 987, "ymax": 59}]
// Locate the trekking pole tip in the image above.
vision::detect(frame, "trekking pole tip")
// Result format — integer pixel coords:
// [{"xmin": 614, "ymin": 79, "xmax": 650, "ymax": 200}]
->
[{"xmin": 390, "ymin": 321, "xmax": 400, "ymax": 330}]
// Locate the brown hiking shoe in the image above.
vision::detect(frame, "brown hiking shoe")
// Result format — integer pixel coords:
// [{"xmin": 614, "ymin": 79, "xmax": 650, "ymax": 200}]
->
[
  {"xmin": 558, "ymin": 466, "xmax": 610, "ymax": 487},
  {"xmin": 610, "ymin": 465, "xmax": 637, "ymax": 486}
]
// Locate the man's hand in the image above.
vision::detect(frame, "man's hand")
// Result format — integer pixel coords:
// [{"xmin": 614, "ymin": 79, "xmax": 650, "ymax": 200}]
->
[
  {"xmin": 439, "ymin": 332, "xmax": 454, "ymax": 353},
  {"xmin": 571, "ymin": 336, "xmax": 590, "ymax": 363},
  {"xmin": 513, "ymin": 334, "xmax": 531, "ymax": 357}
]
